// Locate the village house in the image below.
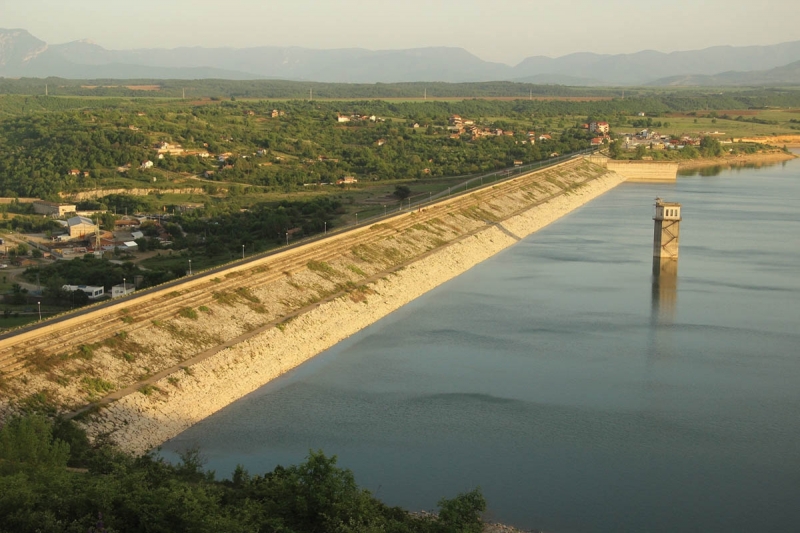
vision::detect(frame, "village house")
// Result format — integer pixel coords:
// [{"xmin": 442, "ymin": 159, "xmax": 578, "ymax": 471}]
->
[
  {"xmin": 156, "ymin": 142, "xmax": 185, "ymax": 156},
  {"xmin": 140, "ymin": 160, "xmax": 154, "ymax": 170},
  {"xmin": 539, "ymin": 134, "xmax": 552, "ymax": 141},
  {"xmin": 33, "ymin": 201, "xmax": 76, "ymax": 218},
  {"xmin": 336, "ymin": 176, "xmax": 358, "ymax": 185},
  {"xmin": 589, "ymin": 121, "xmax": 610, "ymax": 134},
  {"xmin": 376, "ymin": 139, "xmax": 386, "ymax": 146},
  {"xmin": 114, "ymin": 219, "xmax": 141, "ymax": 229},
  {"xmin": 68, "ymin": 169, "xmax": 81, "ymax": 176},
  {"xmin": 591, "ymin": 137, "xmax": 605, "ymax": 146},
  {"xmin": 337, "ymin": 115, "xmax": 350, "ymax": 123},
  {"xmin": 67, "ymin": 216, "xmax": 98, "ymax": 238}
]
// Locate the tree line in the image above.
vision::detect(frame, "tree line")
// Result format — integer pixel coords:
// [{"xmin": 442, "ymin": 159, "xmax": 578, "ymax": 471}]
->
[{"xmin": 0, "ymin": 414, "xmax": 487, "ymax": 533}]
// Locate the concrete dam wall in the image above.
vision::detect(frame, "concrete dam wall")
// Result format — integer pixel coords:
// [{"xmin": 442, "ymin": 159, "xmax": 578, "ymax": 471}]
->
[{"xmin": 605, "ymin": 160, "xmax": 678, "ymax": 182}]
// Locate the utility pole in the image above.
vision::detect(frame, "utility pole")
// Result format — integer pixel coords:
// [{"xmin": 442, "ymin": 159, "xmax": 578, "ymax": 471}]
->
[
  {"xmin": 45, "ymin": 84, "xmax": 48, "ymax": 96},
  {"xmin": 310, "ymin": 88, "xmax": 313, "ymax": 101},
  {"xmin": 182, "ymin": 87, "xmax": 185, "ymax": 99},
  {"xmin": 424, "ymin": 88, "xmax": 427, "ymax": 101}
]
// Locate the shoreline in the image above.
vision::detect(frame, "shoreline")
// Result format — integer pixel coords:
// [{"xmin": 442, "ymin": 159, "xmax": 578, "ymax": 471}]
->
[
  {"xmin": 85, "ymin": 164, "xmax": 628, "ymax": 455},
  {"xmin": 677, "ymin": 151, "xmax": 796, "ymax": 171}
]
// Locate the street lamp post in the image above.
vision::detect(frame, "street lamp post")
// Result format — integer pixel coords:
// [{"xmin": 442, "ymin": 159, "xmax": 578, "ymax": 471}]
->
[
  {"xmin": 242, "ymin": 244, "xmax": 245, "ymax": 259},
  {"xmin": 324, "ymin": 221, "xmax": 327, "ymax": 235},
  {"xmin": 123, "ymin": 277, "xmax": 126, "ymax": 297},
  {"xmin": 285, "ymin": 232, "xmax": 289, "ymax": 245},
  {"xmin": 188, "ymin": 260, "xmax": 192, "ymax": 276},
  {"xmin": 355, "ymin": 213, "xmax": 358, "ymax": 225},
  {"xmin": 37, "ymin": 301, "xmax": 41, "ymax": 321}
]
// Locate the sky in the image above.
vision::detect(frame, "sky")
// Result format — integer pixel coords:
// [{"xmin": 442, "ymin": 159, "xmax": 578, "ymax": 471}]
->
[{"xmin": 2, "ymin": 0, "xmax": 799, "ymax": 64}]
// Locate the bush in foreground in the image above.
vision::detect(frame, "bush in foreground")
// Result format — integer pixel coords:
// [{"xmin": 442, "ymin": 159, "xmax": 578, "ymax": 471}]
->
[{"xmin": 0, "ymin": 414, "xmax": 486, "ymax": 533}]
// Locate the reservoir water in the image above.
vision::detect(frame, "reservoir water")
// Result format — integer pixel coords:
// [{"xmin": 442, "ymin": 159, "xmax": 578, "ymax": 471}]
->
[{"xmin": 161, "ymin": 157, "xmax": 800, "ymax": 533}]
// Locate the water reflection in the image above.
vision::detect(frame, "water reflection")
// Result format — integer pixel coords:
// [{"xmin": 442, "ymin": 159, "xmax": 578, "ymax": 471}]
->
[
  {"xmin": 678, "ymin": 159, "xmax": 784, "ymax": 177},
  {"xmin": 651, "ymin": 257, "xmax": 678, "ymax": 325}
]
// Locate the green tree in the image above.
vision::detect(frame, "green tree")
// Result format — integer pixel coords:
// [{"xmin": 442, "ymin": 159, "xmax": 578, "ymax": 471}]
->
[
  {"xmin": 437, "ymin": 488, "xmax": 487, "ymax": 533},
  {"xmin": 394, "ymin": 185, "xmax": 411, "ymax": 200},
  {"xmin": 608, "ymin": 140, "xmax": 622, "ymax": 159},
  {"xmin": 0, "ymin": 415, "xmax": 70, "ymax": 474},
  {"xmin": 700, "ymin": 136, "xmax": 724, "ymax": 157}
]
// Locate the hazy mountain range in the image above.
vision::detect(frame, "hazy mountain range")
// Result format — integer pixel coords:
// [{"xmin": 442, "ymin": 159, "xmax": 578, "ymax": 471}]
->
[{"xmin": 2, "ymin": 28, "xmax": 800, "ymax": 86}]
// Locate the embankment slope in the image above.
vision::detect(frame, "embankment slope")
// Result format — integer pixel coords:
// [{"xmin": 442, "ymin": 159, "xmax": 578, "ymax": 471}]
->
[{"xmin": 0, "ymin": 159, "xmax": 626, "ymax": 452}]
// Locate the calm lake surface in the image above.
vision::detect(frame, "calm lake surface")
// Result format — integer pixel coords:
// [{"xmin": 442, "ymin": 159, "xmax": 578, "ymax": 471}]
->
[{"xmin": 161, "ymin": 157, "xmax": 800, "ymax": 533}]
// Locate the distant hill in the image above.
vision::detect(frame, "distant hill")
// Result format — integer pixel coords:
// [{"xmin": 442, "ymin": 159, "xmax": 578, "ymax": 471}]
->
[
  {"xmin": 650, "ymin": 60, "xmax": 800, "ymax": 86},
  {"xmin": 2, "ymin": 28, "xmax": 800, "ymax": 85}
]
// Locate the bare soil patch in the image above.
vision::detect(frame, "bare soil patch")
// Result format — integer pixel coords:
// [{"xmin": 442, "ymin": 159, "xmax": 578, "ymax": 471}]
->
[{"xmin": 125, "ymin": 85, "xmax": 162, "ymax": 91}]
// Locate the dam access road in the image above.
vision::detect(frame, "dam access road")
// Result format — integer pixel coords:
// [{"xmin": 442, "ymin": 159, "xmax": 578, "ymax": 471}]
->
[{"xmin": 0, "ymin": 157, "xmax": 627, "ymax": 452}]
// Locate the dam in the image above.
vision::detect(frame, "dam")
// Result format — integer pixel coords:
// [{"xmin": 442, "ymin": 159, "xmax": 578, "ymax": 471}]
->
[
  {"xmin": 586, "ymin": 154, "xmax": 679, "ymax": 182},
  {"xmin": 0, "ymin": 158, "xmax": 627, "ymax": 451}
]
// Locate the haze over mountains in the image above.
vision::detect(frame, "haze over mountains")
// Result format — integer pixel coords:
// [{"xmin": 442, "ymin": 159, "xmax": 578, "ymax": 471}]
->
[{"xmin": 2, "ymin": 28, "xmax": 800, "ymax": 86}]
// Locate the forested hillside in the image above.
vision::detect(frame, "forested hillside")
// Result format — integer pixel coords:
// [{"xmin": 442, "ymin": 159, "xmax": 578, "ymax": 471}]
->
[
  {"xmin": 0, "ymin": 97, "xmax": 598, "ymax": 198},
  {"xmin": 2, "ymin": 89, "xmax": 800, "ymax": 199}
]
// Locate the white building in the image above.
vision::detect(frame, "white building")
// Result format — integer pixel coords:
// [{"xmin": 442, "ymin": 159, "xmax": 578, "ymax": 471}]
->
[
  {"xmin": 111, "ymin": 283, "xmax": 135, "ymax": 299},
  {"xmin": 62, "ymin": 285, "xmax": 105, "ymax": 299},
  {"xmin": 33, "ymin": 201, "xmax": 77, "ymax": 218}
]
